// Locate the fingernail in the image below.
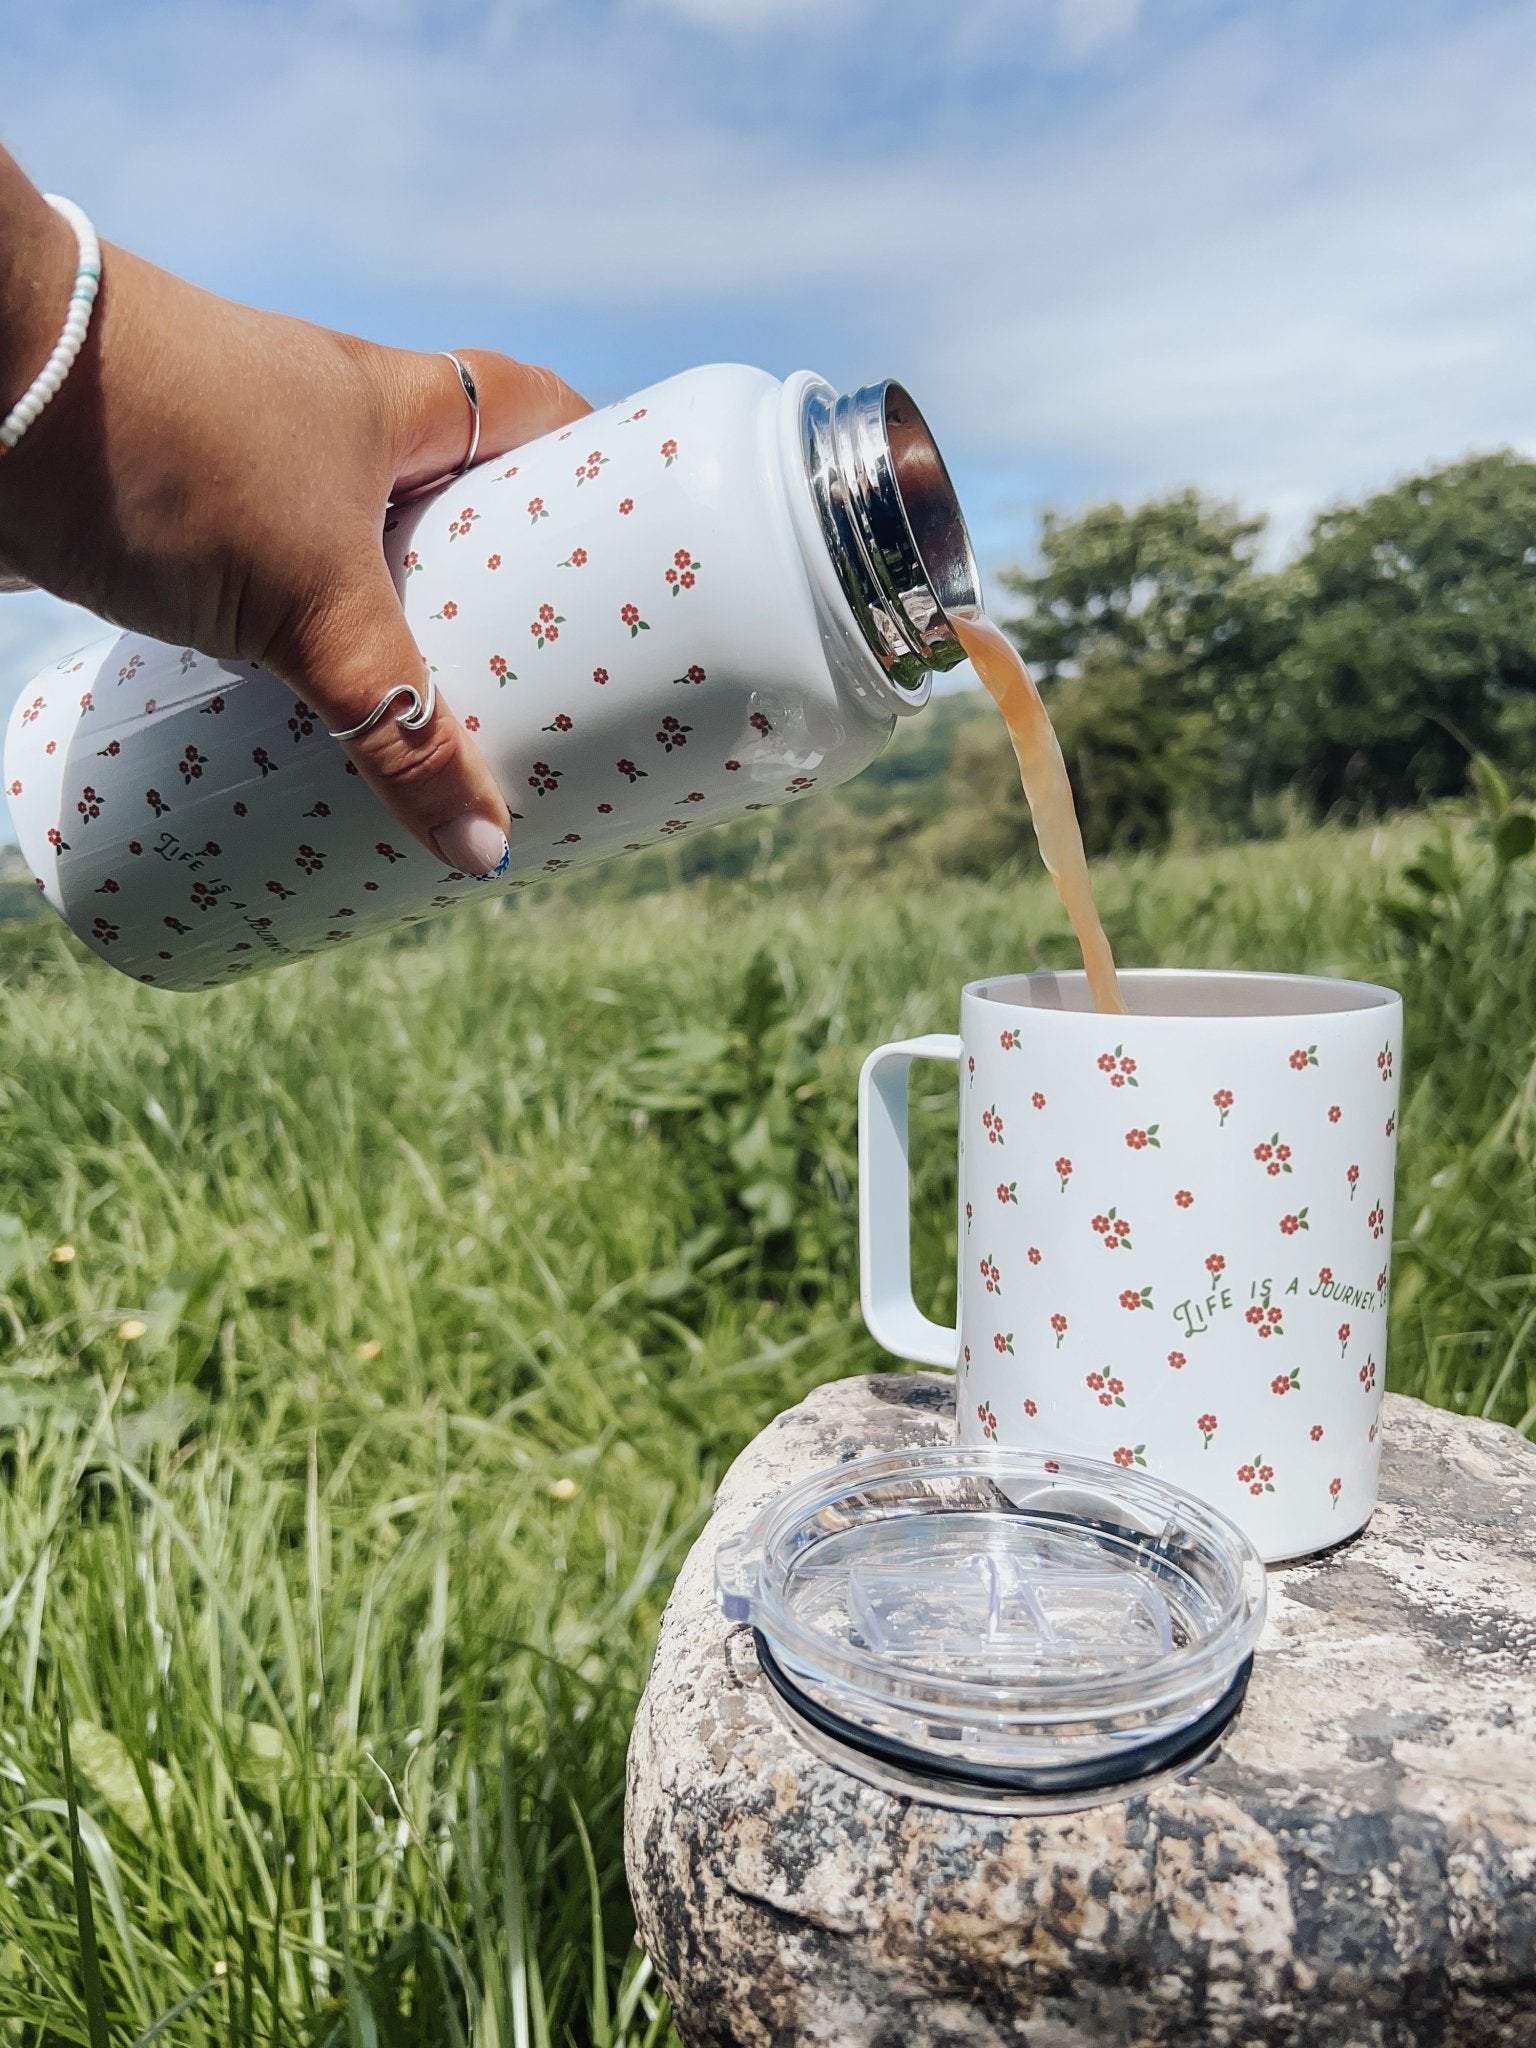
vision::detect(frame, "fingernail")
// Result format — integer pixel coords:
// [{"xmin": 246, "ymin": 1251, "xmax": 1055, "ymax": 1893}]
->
[{"xmin": 435, "ymin": 812, "xmax": 511, "ymax": 880}]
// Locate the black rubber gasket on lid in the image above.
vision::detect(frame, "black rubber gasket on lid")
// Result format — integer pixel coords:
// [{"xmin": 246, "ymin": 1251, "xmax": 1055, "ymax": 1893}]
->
[{"xmin": 751, "ymin": 1631, "xmax": 1254, "ymax": 1797}]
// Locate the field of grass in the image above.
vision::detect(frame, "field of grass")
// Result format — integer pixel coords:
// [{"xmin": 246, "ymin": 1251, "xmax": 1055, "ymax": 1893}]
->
[{"xmin": 0, "ymin": 803, "xmax": 1533, "ymax": 2043}]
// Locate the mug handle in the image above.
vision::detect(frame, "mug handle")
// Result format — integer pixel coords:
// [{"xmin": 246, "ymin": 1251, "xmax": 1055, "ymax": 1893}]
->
[{"xmin": 858, "ymin": 1034, "xmax": 964, "ymax": 1368}]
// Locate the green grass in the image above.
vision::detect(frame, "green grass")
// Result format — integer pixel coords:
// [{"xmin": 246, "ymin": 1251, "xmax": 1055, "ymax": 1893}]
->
[{"xmin": 0, "ymin": 805, "xmax": 1532, "ymax": 2042}]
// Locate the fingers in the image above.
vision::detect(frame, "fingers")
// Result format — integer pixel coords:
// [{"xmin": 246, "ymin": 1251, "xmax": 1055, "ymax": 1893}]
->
[
  {"xmin": 390, "ymin": 349, "xmax": 591, "ymax": 500},
  {"xmin": 271, "ymin": 549, "xmax": 512, "ymax": 877}
]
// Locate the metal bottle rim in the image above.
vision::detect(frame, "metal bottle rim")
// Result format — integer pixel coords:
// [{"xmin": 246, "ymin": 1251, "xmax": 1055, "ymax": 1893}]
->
[{"xmin": 801, "ymin": 380, "xmax": 980, "ymax": 697}]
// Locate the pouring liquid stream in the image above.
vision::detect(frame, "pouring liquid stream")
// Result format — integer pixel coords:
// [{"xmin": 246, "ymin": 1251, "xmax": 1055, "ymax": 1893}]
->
[{"xmin": 949, "ymin": 612, "xmax": 1126, "ymax": 1017}]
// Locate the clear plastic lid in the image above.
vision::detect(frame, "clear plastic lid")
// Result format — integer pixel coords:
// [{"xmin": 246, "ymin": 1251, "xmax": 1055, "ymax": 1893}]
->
[{"xmin": 716, "ymin": 1445, "xmax": 1266, "ymax": 1813}]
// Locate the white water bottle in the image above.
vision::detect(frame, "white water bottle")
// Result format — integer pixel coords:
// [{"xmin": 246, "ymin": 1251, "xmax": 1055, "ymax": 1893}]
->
[{"xmin": 4, "ymin": 364, "xmax": 977, "ymax": 989}]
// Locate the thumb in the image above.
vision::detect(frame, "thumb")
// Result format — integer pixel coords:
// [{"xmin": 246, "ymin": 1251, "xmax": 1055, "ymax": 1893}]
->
[{"xmin": 272, "ymin": 548, "xmax": 513, "ymax": 880}]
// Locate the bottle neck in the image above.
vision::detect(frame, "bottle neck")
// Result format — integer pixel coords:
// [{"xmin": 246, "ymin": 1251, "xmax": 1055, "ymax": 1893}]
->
[{"xmin": 801, "ymin": 380, "xmax": 979, "ymax": 698}]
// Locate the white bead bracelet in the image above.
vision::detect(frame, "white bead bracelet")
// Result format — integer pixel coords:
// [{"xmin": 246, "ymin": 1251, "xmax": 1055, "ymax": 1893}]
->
[{"xmin": 0, "ymin": 195, "xmax": 100, "ymax": 459}]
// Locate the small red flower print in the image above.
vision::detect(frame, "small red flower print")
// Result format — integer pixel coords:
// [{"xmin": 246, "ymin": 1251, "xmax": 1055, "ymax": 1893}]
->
[
  {"xmin": 1093, "ymin": 1206, "xmax": 1133, "ymax": 1251},
  {"xmin": 1347, "ymin": 1164, "xmax": 1360, "ymax": 1198},
  {"xmin": 1044, "ymin": 1460, "xmax": 1060, "ymax": 1473},
  {"xmin": 447, "ymin": 505, "xmax": 480, "ymax": 540},
  {"xmin": 965, "ymin": 1201, "xmax": 973, "ymax": 1226},
  {"xmin": 1028, "ymin": 1246, "xmax": 1042, "ymax": 1265},
  {"xmin": 982, "ymin": 1105, "xmax": 1005, "ymax": 1146},
  {"xmin": 1246, "ymin": 1306, "xmax": 1264, "ymax": 1326},
  {"xmin": 179, "ymin": 745, "xmax": 207, "ymax": 783},
  {"xmin": 432, "ymin": 599, "xmax": 459, "ymax": 621},
  {"xmin": 375, "ymin": 842, "xmax": 404, "ymax": 863},
  {"xmin": 527, "ymin": 497, "xmax": 547, "ymax": 524},
  {"xmin": 96, "ymin": 877, "xmax": 119, "ymax": 894},
  {"xmin": 76, "ymin": 784, "xmax": 103, "ymax": 822},
  {"xmin": 489, "ymin": 654, "xmax": 514, "ymax": 684},
  {"xmin": 660, "ymin": 438, "xmax": 678, "ymax": 464},
  {"xmin": 542, "ymin": 712, "xmax": 575, "ymax": 735},
  {"xmin": 1213, "ymin": 1088, "xmax": 1234, "ymax": 1126},
  {"xmin": 979, "ymin": 1255, "xmax": 1001, "ymax": 1295},
  {"xmin": 1328, "ymin": 1105, "xmax": 1342, "ymax": 1124},
  {"xmin": 997, "ymin": 1181, "xmax": 1017, "ymax": 1205},
  {"xmin": 1369, "ymin": 1421, "xmax": 1379, "ymax": 1443},
  {"xmin": 1174, "ymin": 1188, "xmax": 1194, "ymax": 1208},
  {"xmin": 1311, "ymin": 1423, "xmax": 1324, "ymax": 1441},
  {"xmin": 1271, "ymin": 1368, "xmax": 1300, "ymax": 1396},
  {"xmin": 97, "ymin": 739, "xmax": 122, "ymax": 758},
  {"xmin": 665, "ymin": 548, "xmax": 702, "ymax": 595},
  {"xmin": 294, "ymin": 843, "xmax": 325, "ymax": 874},
  {"xmin": 486, "ymin": 553, "xmax": 501, "ymax": 570},
  {"xmin": 1055, "ymin": 1157, "xmax": 1072, "ymax": 1192},
  {"xmin": 529, "ymin": 605, "xmax": 566, "ymax": 649},
  {"xmin": 1254, "ymin": 1140, "xmax": 1273, "ymax": 1163},
  {"xmin": 1023, "ymin": 1398, "xmax": 1037, "ymax": 1418},
  {"xmin": 993, "ymin": 1331, "xmax": 1014, "ymax": 1355},
  {"xmin": 1100, "ymin": 1044, "xmax": 1138, "ymax": 1087},
  {"xmin": 1339, "ymin": 1323, "xmax": 1351, "ymax": 1352},
  {"xmin": 785, "ymin": 775, "xmax": 817, "ymax": 794},
  {"xmin": 557, "ymin": 547, "xmax": 590, "ymax": 569},
  {"xmin": 619, "ymin": 497, "xmax": 634, "ymax": 515},
  {"xmin": 1377, "ymin": 1267, "xmax": 1388, "ymax": 1293},
  {"xmin": 1319, "ymin": 1266, "xmax": 1334, "ymax": 1285},
  {"xmin": 1114, "ymin": 1445, "xmax": 1146, "ymax": 1469},
  {"xmin": 621, "ymin": 603, "xmax": 650, "ymax": 637},
  {"xmin": 575, "ymin": 451, "xmax": 607, "ymax": 485},
  {"xmin": 129, "ymin": 838, "xmax": 145, "ymax": 851},
  {"xmin": 197, "ymin": 693, "xmax": 226, "ymax": 717},
  {"xmin": 1330, "ymin": 1476, "xmax": 1343, "ymax": 1505},
  {"xmin": 1086, "ymin": 1371, "xmax": 1106, "ymax": 1391},
  {"xmin": 1050, "ymin": 1312, "xmax": 1068, "ymax": 1347},
  {"xmin": 1279, "ymin": 1209, "xmax": 1311, "ymax": 1236},
  {"xmin": 264, "ymin": 880, "xmax": 294, "ymax": 902},
  {"xmin": 1240, "ymin": 1453, "xmax": 1276, "ymax": 1495},
  {"xmin": 1198, "ymin": 1414, "xmax": 1218, "ymax": 1447},
  {"xmin": 464, "ymin": 715, "xmax": 480, "ymax": 732},
  {"xmin": 977, "ymin": 1402, "xmax": 998, "ymax": 1442},
  {"xmin": 189, "ymin": 881, "xmax": 219, "ymax": 912},
  {"xmin": 749, "ymin": 710, "xmax": 772, "ymax": 734},
  {"xmin": 674, "ymin": 664, "xmax": 707, "ymax": 687},
  {"xmin": 1000, "ymin": 1029, "xmax": 1021, "ymax": 1051},
  {"xmin": 1031, "ymin": 1091, "xmax": 1045, "ymax": 1110},
  {"xmin": 146, "ymin": 787, "xmax": 171, "ymax": 815},
  {"xmin": 1290, "ymin": 1044, "xmax": 1318, "ymax": 1070},
  {"xmin": 1368, "ymin": 1201, "xmax": 1386, "ymax": 1240},
  {"xmin": 1206, "ymin": 1253, "xmax": 1226, "ymax": 1276},
  {"xmin": 1125, "ymin": 1125, "xmax": 1160, "ymax": 1150},
  {"xmin": 1377, "ymin": 1045, "xmax": 1394, "ymax": 1082},
  {"xmin": 1169, "ymin": 1350, "xmax": 1186, "ymax": 1370},
  {"xmin": 1385, "ymin": 1113, "xmax": 1396, "ymax": 1138},
  {"xmin": 528, "ymin": 762, "xmax": 562, "ymax": 795},
  {"xmin": 597, "ymin": 802, "xmax": 613, "ymax": 814},
  {"xmin": 1120, "ymin": 1285, "xmax": 1153, "ymax": 1312},
  {"xmin": 90, "ymin": 916, "xmax": 119, "ymax": 944},
  {"xmin": 617, "ymin": 758, "xmax": 647, "ymax": 782},
  {"xmin": 656, "ymin": 715, "xmax": 691, "ymax": 752},
  {"xmin": 1358, "ymin": 1355, "xmax": 1378, "ymax": 1393}
]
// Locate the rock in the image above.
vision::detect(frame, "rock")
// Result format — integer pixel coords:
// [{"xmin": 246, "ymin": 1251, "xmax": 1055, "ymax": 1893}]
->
[{"xmin": 625, "ymin": 1376, "xmax": 1536, "ymax": 2048}]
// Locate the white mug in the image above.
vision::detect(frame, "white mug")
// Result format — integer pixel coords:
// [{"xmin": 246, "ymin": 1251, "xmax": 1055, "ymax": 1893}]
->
[{"xmin": 859, "ymin": 970, "xmax": 1403, "ymax": 1562}]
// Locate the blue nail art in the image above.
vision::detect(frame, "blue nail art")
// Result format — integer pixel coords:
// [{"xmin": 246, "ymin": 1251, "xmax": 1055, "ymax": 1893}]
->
[{"xmin": 474, "ymin": 838, "xmax": 512, "ymax": 882}]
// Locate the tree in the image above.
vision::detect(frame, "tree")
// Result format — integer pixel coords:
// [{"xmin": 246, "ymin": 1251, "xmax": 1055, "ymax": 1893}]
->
[
  {"xmin": 995, "ymin": 490, "xmax": 1285, "ymax": 848},
  {"xmin": 1272, "ymin": 453, "xmax": 1536, "ymax": 813}
]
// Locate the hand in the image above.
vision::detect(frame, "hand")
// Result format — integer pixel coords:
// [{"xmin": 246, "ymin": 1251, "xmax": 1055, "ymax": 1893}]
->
[{"xmin": 0, "ymin": 163, "xmax": 589, "ymax": 873}]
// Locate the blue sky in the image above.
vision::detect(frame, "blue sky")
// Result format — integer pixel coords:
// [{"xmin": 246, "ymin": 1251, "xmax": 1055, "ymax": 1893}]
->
[{"xmin": 4, "ymin": 0, "xmax": 1535, "ymax": 837}]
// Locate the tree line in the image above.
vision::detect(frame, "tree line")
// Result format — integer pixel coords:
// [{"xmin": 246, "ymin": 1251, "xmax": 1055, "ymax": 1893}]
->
[{"xmin": 991, "ymin": 449, "xmax": 1536, "ymax": 856}]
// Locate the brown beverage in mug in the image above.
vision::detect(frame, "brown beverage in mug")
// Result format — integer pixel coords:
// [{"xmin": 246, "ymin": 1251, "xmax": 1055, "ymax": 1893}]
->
[{"xmin": 950, "ymin": 612, "xmax": 1126, "ymax": 1016}]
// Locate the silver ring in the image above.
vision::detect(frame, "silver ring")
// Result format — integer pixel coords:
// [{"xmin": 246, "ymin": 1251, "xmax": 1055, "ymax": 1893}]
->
[
  {"xmin": 390, "ymin": 353, "xmax": 481, "ymax": 505},
  {"xmin": 327, "ymin": 672, "xmax": 438, "ymax": 743}
]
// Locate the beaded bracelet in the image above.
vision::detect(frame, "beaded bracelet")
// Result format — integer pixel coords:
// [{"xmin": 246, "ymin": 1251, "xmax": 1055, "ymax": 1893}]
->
[{"xmin": 0, "ymin": 195, "xmax": 101, "ymax": 460}]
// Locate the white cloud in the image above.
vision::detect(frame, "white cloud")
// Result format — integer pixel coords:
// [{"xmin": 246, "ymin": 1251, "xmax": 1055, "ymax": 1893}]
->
[{"xmin": 0, "ymin": 0, "xmax": 1529, "ymax": 670}]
